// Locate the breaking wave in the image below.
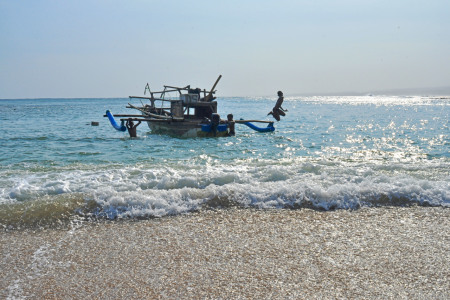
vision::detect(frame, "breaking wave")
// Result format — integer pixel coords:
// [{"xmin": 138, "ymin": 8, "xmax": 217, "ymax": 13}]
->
[{"xmin": 1, "ymin": 157, "xmax": 448, "ymax": 229}]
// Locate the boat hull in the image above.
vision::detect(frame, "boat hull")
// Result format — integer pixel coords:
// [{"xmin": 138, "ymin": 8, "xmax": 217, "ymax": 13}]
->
[{"xmin": 147, "ymin": 121, "xmax": 229, "ymax": 138}]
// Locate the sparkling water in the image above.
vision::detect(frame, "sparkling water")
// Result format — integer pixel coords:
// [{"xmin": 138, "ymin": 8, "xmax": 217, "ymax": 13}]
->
[{"xmin": 0, "ymin": 96, "xmax": 448, "ymax": 228}]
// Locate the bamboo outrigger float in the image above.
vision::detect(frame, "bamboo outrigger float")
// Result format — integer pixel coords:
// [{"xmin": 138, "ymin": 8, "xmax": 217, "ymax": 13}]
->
[{"xmin": 105, "ymin": 75, "xmax": 275, "ymax": 138}]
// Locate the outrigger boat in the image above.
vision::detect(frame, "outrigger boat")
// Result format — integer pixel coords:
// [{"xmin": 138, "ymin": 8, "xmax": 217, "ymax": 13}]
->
[{"xmin": 105, "ymin": 75, "xmax": 275, "ymax": 138}]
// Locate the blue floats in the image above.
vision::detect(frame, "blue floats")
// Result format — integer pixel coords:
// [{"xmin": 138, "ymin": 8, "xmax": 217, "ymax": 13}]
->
[
  {"xmin": 241, "ymin": 121, "xmax": 275, "ymax": 132},
  {"xmin": 106, "ymin": 110, "xmax": 127, "ymax": 132},
  {"xmin": 201, "ymin": 123, "xmax": 228, "ymax": 133}
]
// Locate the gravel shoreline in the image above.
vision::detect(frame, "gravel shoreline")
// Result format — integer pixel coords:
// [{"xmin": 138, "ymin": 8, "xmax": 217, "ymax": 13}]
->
[{"xmin": 1, "ymin": 206, "xmax": 449, "ymax": 299}]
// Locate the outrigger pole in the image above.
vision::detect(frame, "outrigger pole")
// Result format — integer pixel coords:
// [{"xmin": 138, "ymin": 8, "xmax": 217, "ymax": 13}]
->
[{"xmin": 104, "ymin": 112, "xmax": 275, "ymax": 125}]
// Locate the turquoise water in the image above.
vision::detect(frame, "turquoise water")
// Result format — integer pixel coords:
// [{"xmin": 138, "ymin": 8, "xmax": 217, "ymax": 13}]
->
[{"xmin": 0, "ymin": 96, "xmax": 449, "ymax": 228}]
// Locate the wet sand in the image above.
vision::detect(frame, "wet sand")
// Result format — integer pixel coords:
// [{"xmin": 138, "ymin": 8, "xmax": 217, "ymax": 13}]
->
[{"xmin": 1, "ymin": 206, "xmax": 449, "ymax": 299}]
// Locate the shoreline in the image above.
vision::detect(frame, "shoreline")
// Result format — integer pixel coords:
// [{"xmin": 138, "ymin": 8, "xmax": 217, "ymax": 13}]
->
[{"xmin": 1, "ymin": 206, "xmax": 449, "ymax": 299}]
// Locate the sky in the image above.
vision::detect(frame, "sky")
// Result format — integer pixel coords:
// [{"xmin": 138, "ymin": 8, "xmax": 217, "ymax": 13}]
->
[{"xmin": 1, "ymin": 0, "xmax": 449, "ymax": 98}]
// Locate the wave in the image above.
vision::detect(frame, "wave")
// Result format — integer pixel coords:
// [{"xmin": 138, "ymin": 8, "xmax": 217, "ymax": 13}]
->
[{"xmin": 1, "ymin": 157, "xmax": 448, "ymax": 229}]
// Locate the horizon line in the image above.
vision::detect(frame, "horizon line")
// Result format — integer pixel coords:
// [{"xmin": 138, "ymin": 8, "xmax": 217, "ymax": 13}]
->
[{"xmin": 2, "ymin": 86, "xmax": 450, "ymax": 100}]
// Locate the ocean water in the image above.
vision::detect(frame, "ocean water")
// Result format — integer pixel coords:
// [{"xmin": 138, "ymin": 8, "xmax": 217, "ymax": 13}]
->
[{"xmin": 0, "ymin": 96, "xmax": 449, "ymax": 229}]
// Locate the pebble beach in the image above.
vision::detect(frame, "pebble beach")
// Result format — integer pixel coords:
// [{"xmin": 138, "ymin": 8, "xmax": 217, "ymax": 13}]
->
[{"xmin": 2, "ymin": 206, "xmax": 449, "ymax": 299}]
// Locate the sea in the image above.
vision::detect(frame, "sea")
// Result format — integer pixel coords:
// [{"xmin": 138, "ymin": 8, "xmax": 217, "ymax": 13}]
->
[{"xmin": 0, "ymin": 95, "xmax": 449, "ymax": 229}]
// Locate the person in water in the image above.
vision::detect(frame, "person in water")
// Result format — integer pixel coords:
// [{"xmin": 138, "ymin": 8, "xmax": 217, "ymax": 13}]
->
[
  {"xmin": 227, "ymin": 113, "xmax": 235, "ymax": 136},
  {"xmin": 268, "ymin": 91, "xmax": 286, "ymax": 121},
  {"xmin": 126, "ymin": 118, "xmax": 141, "ymax": 137}
]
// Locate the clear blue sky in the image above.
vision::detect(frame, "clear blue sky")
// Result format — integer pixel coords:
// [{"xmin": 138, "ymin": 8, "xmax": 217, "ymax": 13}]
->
[{"xmin": 1, "ymin": 0, "xmax": 449, "ymax": 98}]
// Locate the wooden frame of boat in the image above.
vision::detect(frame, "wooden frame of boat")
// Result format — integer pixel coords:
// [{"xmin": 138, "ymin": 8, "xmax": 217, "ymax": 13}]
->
[{"xmin": 105, "ymin": 75, "xmax": 275, "ymax": 137}]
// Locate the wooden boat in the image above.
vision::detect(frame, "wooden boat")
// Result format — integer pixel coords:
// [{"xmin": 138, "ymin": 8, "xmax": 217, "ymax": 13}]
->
[{"xmin": 105, "ymin": 75, "xmax": 275, "ymax": 138}]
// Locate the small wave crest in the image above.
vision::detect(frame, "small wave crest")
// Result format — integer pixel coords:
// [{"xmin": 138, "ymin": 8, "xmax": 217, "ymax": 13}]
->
[
  {"xmin": 0, "ymin": 194, "xmax": 88, "ymax": 230},
  {"xmin": 1, "ymin": 159, "xmax": 448, "ymax": 229}
]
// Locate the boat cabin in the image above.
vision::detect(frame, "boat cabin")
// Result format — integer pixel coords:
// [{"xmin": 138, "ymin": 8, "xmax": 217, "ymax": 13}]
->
[{"xmin": 129, "ymin": 82, "xmax": 219, "ymax": 122}]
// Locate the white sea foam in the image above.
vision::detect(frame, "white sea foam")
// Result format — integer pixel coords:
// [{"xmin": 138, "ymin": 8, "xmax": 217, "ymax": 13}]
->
[{"xmin": 1, "ymin": 158, "xmax": 448, "ymax": 219}]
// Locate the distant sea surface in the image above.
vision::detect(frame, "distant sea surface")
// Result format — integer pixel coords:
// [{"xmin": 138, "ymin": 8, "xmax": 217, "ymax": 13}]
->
[{"xmin": 0, "ymin": 96, "xmax": 448, "ymax": 229}]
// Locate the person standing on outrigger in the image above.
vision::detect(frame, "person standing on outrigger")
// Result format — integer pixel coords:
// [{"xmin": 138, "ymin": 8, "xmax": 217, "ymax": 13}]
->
[{"xmin": 268, "ymin": 91, "xmax": 286, "ymax": 121}]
